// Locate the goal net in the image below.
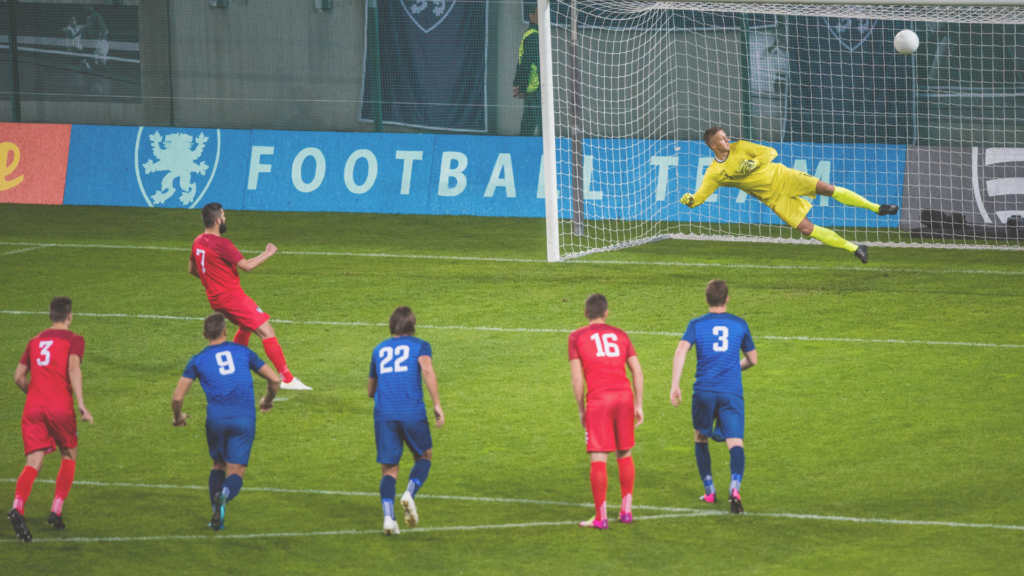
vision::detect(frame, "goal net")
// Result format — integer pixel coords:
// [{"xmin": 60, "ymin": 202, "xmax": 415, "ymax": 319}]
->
[{"xmin": 541, "ymin": 1, "xmax": 1024, "ymax": 260}]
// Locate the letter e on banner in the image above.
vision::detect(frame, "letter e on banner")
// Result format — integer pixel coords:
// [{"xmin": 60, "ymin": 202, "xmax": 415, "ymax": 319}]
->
[{"xmin": 0, "ymin": 123, "xmax": 72, "ymax": 205}]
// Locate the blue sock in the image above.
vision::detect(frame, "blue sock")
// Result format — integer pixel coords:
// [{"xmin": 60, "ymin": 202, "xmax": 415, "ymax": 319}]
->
[
  {"xmin": 729, "ymin": 446, "xmax": 745, "ymax": 493},
  {"xmin": 407, "ymin": 460, "xmax": 431, "ymax": 497},
  {"xmin": 221, "ymin": 474, "xmax": 243, "ymax": 502},
  {"xmin": 695, "ymin": 442, "xmax": 714, "ymax": 495},
  {"xmin": 209, "ymin": 469, "xmax": 226, "ymax": 508},
  {"xmin": 380, "ymin": 475, "xmax": 397, "ymax": 519}
]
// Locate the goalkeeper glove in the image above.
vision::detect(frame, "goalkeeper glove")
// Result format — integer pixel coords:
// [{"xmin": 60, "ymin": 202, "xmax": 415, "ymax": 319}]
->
[
  {"xmin": 680, "ymin": 193, "xmax": 695, "ymax": 208},
  {"xmin": 738, "ymin": 159, "xmax": 759, "ymax": 175}
]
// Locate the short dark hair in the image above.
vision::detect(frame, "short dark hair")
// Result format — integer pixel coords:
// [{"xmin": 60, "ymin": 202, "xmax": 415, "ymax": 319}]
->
[
  {"xmin": 706, "ymin": 279, "xmax": 728, "ymax": 307},
  {"xmin": 389, "ymin": 306, "xmax": 416, "ymax": 336},
  {"xmin": 203, "ymin": 313, "xmax": 227, "ymax": 340},
  {"xmin": 584, "ymin": 293, "xmax": 608, "ymax": 320},
  {"xmin": 703, "ymin": 126, "xmax": 724, "ymax": 147},
  {"xmin": 201, "ymin": 202, "xmax": 223, "ymax": 229},
  {"xmin": 49, "ymin": 297, "xmax": 72, "ymax": 323}
]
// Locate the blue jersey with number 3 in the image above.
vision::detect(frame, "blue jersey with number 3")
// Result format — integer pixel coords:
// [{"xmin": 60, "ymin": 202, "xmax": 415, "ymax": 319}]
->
[
  {"xmin": 183, "ymin": 342, "xmax": 266, "ymax": 419},
  {"xmin": 681, "ymin": 313, "xmax": 755, "ymax": 396},
  {"xmin": 370, "ymin": 336, "xmax": 432, "ymax": 422}
]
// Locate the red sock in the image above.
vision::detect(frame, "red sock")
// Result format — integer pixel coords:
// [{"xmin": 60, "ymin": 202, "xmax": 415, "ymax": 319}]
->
[
  {"xmin": 233, "ymin": 329, "xmax": 252, "ymax": 346},
  {"xmin": 12, "ymin": 466, "xmax": 38, "ymax": 514},
  {"xmin": 51, "ymin": 460, "xmax": 76, "ymax": 516},
  {"xmin": 261, "ymin": 337, "xmax": 293, "ymax": 383},
  {"xmin": 618, "ymin": 455, "xmax": 635, "ymax": 514},
  {"xmin": 589, "ymin": 461, "xmax": 608, "ymax": 522}
]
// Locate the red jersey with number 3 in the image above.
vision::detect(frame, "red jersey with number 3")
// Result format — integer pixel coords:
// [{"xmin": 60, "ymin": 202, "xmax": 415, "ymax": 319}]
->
[
  {"xmin": 20, "ymin": 329, "xmax": 85, "ymax": 413},
  {"xmin": 191, "ymin": 233, "xmax": 245, "ymax": 297},
  {"xmin": 568, "ymin": 323, "xmax": 636, "ymax": 399}
]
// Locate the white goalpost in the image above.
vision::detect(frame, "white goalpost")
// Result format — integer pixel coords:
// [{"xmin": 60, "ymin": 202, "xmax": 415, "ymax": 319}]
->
[{"xmin": 538, "ymin": 0, "xmax": 1024, "ymax": 261}]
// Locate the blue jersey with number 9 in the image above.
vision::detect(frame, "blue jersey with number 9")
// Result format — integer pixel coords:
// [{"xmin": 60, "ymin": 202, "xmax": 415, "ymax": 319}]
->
[
  {"xmin": 183, "ymin": 342, "xmax": 266, "ymax": 419},
  {"xmin": 370, "ymin": 336, "xmax": 432, "ymax": 422},
  {"xmin": 681, "ymin": 313, "xmax": 755, "ymax": 396}
]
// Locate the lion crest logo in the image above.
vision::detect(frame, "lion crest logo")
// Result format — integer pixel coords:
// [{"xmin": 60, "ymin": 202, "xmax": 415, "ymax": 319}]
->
[
  {"xmin": 134, "ymin": 128, "xmax": 220, "ymax": 209},
  {"xmin": 402, "ymin": 0, "xmax": 457, "ymax": 34},
  {"xmin": 824, "ymin": 18, "xmax": 877, "ymax": 52}
]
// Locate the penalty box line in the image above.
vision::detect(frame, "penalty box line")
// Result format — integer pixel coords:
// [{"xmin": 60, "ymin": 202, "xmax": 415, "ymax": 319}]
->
[
  {"xmin": 0, "ymin": 241, "xmax": 1020, "ymax": 277},
  {"xmin": 0, "ymin": 479, "xmax": 1021, "ymax": 544},
  {"xmin": 1, "ymin": 309, "xmax": 1022, "ymax": 349}
]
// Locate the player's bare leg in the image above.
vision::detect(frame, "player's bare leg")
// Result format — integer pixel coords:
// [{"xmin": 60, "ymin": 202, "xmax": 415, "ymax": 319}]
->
[
  {"xmin": 725, "ymin": 438, "xmax": 745, "ymax": 514},
  {"xmin": 797, "ymin": 218, "xmax": 868, "ymax": 263},
  {"xmin": 616, "ymin": 449, "xmax": 635, "ymax": 524},
  {"xmin": 816, "ymin": 181, "xmax": 898, "ymax": 216},
  {"xmin": 254, "ymin": 321, "xmax": 310, "ymax": 390},
  {"xmin": 47, "ymin": 447, "xmax": 77, "ymax": 530},
  {"xmin": 400, "ymin": 450, "xmax": 431, "ymax": 528},
  {"xmin": 580, "ymin": 452, "xmax": 610, "ymax": 529},
  {"xmin": 381, "ymin": 464, "xmax": 401, "ymax": 535},
  {"xmin": 8, "ymin": 450, "xmax": 46, "ymax": 542}
]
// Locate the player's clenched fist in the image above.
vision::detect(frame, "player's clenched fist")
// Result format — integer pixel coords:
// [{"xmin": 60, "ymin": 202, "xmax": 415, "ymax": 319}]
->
[
  {"xmin": 680, "ymin": 193, "xmax": 695, "ymax": 208},
  {"xmin": 265, "ymin": 243, "xmax": 278, "ymax": 256},
  {"xmin": 737, "ymin": 159, "xmax": 758, "ymax": 175}
]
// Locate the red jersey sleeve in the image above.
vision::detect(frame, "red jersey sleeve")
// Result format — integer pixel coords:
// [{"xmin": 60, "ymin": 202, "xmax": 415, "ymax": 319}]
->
[
  {"xmin": 624, "ymin": 333, "xmax": 637, "ymax": 359},
  {"xmin": 215, "ymin": 238, "xmax": 244, "ymax": 265},
  {"xmin": 69, "ymin": 335, "xmax": 85, "ymax": 359},
  {"xmin": 568, "ymin": 330, "xmax": 581, "ymax": 360},
  {"xmin": 20, "ymin": 342, "xmax": 30, "ymax": 366}
]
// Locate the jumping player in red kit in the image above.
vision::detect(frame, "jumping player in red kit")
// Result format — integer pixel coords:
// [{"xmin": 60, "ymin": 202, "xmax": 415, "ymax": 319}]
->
[
  {"xmin": 9, "ymin": 297, "xmax": 94, "ymax": 542},
  {"xmin": 190, "ymin": 203, "xmax": 310, "ymax": 390},
  {"xmin": 568, "ymin": 293, "xmax": 644, "ymax": 529}
]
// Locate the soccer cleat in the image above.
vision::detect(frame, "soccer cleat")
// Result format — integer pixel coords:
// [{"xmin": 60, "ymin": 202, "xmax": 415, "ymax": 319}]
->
[
  {"xmin": 383, "ymin": 516, "xmax": 401, "ymax": 535},
  {"xmin": 208, "ymin": 495, "xmax": 224, "ymax": 531},
  {"xmin": 8, "ymin": 509, "xmax": 32, "ymax": 542},
  {"xmin": 47, "ymin": 511, "xmax": 65, "ymax": 530},
  {"xmin": 400, "ymin": 491, "xmax": 419, "ymax": 528},
  {"xmin": 729, "ymin": 489, "xmax": 744, "ymax": 514},
  {"xmin": 878, "ymin": 204, "xmax": 899, "ymax": 216},
  {"xmin": 279, "ymin": 377, "xmax": 312, "ymax": 391},
  {"xmin": 854, "ymin": 245, "xmax": 869, "ymax": 264},
  {"xmin": 579, "ymin": 516, "xmax": 609, "ymax": 529},
  {"xmin": 698, "ymin": 493, "xmax": 717, "ymax": 504},
  {"xmin": 618, "ymin": 512, "xmax": 633, "ymax": 524}
]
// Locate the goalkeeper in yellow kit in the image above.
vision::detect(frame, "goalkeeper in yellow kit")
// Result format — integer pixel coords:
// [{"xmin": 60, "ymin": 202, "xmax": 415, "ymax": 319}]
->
[{"xmin": 680, "ymin": 127, "xmax": 899, "ymax": 263}]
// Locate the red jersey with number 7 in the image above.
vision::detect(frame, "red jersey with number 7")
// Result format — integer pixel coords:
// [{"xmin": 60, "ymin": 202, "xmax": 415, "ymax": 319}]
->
[
  {"xmin": 568, "ymin": 323, "xmax": 636, "ymax": 399},
  {"xmin": 20, "ymin": 329, "xmax": 85, "ymax": 413},
  {"xmin": 191, "ymin": 233, "xmax": 245, "ymax": 297}
]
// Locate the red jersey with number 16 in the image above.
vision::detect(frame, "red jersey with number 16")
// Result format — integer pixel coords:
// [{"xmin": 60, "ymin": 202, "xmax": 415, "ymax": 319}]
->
[
  {"xmin": 568, "ymin": 323, "xmax": 636, "ymax": 400},
  {"xmin": 20, "ymin": 329, "xmax": 85, "ymax": 413},
  {"xmin": 191, "ymin": 233, "xmax": 245, "ymax": 297}
]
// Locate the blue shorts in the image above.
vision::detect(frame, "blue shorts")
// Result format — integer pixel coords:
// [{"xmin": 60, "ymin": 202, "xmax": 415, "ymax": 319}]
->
[
  {"xmin": 692, "ymin": 391, "xmax": 744, "ymax": 441},
  {"xmin": 206, "ymin": 416, "xmax": 256, "ymax": 466},
  {"xmin": 375, "ymin": 419, "xmax": 432, "ymax": 465}
]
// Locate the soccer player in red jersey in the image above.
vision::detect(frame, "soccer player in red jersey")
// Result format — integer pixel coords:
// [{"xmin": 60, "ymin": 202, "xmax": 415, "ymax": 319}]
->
[
  {"xmin": 568, "ymin": 294, "xmax": 644, "ymax": 529},
  {"xmin": 189, "ymin": 202, "xmax": 310, "ymax": 390},
  {"xmin": 9, "ymin": 297, "xmax": 94, "ymax": 542}
]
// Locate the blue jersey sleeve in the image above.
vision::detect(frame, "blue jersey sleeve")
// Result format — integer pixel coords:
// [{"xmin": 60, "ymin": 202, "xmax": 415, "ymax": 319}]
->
[
  {"xmin": 681, "ymin": 320, "xmax": 696, "ymax": 344},
  {"xmin": 182, "ymin": 356, "xmax": 198, "ymax": 380},
  {"xmin": 740, "ymin": 323, "xmax": 755, "ymax": 353},
  {"xmin": 247, "ymin": 348, "xmax": 266, "ymax": 372},
  {"xmin": 419, "ymin": 340, "xmax": 432, "ymax": 358}
]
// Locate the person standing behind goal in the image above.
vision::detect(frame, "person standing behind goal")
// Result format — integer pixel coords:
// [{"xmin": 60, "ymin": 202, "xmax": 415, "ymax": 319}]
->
[
  {"xmin": 568, "ymin": 294, "xmax": 644, "ymax": 529},
  {"xmin": 670, "ymin": 280, "xmax": 757, "ymax": 514}
]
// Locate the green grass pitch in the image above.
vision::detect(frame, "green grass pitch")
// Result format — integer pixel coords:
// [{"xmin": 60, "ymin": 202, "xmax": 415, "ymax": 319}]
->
[{"xmin": 0, "ymin": 204, "xmax": 1022, "ymax": 575}]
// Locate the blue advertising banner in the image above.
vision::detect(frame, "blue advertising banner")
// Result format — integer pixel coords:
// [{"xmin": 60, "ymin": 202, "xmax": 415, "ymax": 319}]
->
[{"xmin": 62, "ymin": 125, "xmax": 905, "ymax": 229}]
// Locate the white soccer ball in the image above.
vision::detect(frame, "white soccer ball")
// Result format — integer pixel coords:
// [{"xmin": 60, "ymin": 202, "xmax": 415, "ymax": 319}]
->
[{"xmin": 894, "ymin": 30, "xmax": 919, "ymax": 55}]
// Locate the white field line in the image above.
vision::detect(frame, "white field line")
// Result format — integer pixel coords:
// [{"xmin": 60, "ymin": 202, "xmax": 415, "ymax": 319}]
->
[
  {"xmin": 1, "ymin": 310, "xmax": 1021, "ymax": 349},
  {"xmin": 0, "ymin": 241, "xmax": 1020, "ymax": 276},
  {"xmin": 0, "ymin": 244, "xmax": 52, "ymax": 256},
  {"xmin": 1, "ymin": 479, "xmax": 1021, "ymax": 543}
]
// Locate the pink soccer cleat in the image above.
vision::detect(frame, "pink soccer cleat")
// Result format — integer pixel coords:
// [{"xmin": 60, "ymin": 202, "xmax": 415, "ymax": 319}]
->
[
  {"xmin": 698, "ymin": 493, "xmax": 717, "ymax": 504},
  {"xmin": 729, "ymin": 489, "xmax": 743, "ymax": 514},
  {"xmin": 618, "ymin": 512, "xmax": 633, "ymax": 524},
  {"xmin": 579, "ymin": 516, "xmax": 609, "ymax": 529}
]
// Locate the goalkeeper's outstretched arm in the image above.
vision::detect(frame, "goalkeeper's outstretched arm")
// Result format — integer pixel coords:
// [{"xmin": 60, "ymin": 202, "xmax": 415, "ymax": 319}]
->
[{"xmin": 681, "ymin": 173, "xmax": 721, "ymax": 208}]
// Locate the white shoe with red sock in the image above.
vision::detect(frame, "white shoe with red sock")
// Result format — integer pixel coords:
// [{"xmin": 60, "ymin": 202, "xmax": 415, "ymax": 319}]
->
[{"xmin": 279, "ymin": 376, "xmax": 312, "ymax": 390}]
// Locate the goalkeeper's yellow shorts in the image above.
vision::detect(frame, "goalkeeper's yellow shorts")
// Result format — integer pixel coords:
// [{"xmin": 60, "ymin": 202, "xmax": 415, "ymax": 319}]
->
[{"xmin": 764, "ymin": 168, "xmax": 819, "ymax": 228}]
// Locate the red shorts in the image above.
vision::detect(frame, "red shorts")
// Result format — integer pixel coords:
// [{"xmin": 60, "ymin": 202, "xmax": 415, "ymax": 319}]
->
[
  {"xmin": 22, "ymin": 407, "xmax": 77, "ymax": 454},
  {"xmin": 208, "ymin": 290, "xmax": 271, "ymax": 332},
  {"xmin": 584, "ymin": 392, "xmax": 635, "ymax": 452}
]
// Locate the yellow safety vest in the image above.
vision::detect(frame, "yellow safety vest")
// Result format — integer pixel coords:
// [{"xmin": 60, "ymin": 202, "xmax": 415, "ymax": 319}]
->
[{"xmin": 519, "ymin": 28, "xmax": 539, "ymax": 94}]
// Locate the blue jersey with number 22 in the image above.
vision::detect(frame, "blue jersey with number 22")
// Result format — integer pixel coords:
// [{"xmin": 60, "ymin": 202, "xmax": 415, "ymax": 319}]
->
[
  {"xmin": 183, "ymin": 342, "xmax": 266, "ymax": 419},
  {"xmin": 681, "ymin": 313, "xmax": 755, "ymax": 396},
  {"xmin": 370, "ymin": 336, "xmax": 432, "ymax": 422}
]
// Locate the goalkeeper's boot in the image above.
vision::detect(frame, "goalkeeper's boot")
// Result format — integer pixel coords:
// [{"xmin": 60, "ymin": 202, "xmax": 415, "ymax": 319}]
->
[
  {"xmin": 579, "ymin": 515, "xmax": 609, "ymax": 529},
  {"xmin": 280, "ymin": 376, "xmax": 312, "ymax": 391},
  {"xmin": 400, "ymin": 491, "xmax": 419, "ymax": 528},
  {"xmin": 698, "ymin": 492, "xmax": 717, "ymax": 504},
  {"xmin": 8, "ymin": 509, "xmax": 32, "ymax": 542},
  {"xmin": 729, "ymin": 489, "xmax": 744, "ymax": 515},
  {"xmin": 383, "ymin": 516, "xmax": 401, "ymax": 536},
  {"xmin": 854, "ymin": 245, "xmax": 869, "ymax": 264},
  {"xmin": 47, "ymin": 511, "xmax": 65, "ymax": 530},
  {"xmin": 878, "ymin": 204, "xmax": 899, "ymax": 216}
]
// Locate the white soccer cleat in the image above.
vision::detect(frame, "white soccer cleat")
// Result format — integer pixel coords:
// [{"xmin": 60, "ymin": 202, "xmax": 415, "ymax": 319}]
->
[
  {"xmin": 383, "ymin": 516, "xmax": 401, "ymax": 536},
  {"xmin": 400, "ymin": 491, "xmax": 419, "ymax": 527},
  {"xmin": 279, "ymin": 376, "xmax": 312, "ymax": 391}
]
